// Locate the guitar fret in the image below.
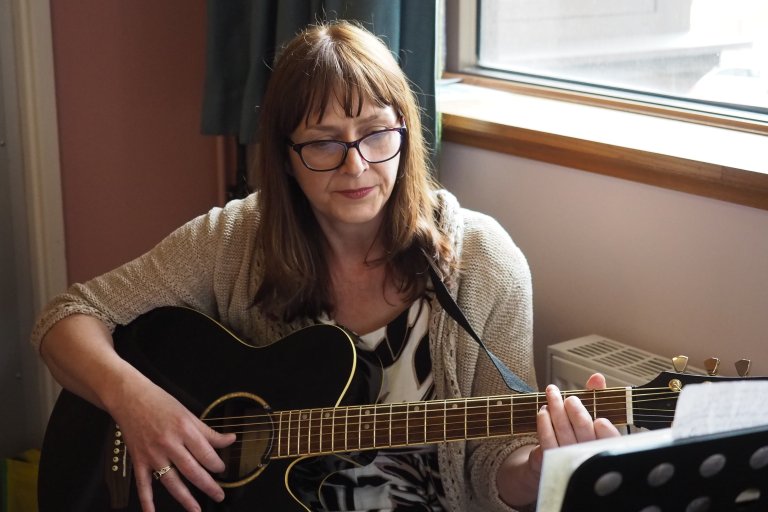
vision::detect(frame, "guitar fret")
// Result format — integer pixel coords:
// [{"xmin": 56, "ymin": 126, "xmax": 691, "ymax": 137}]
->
[
  {"xmin": 344, "ymin": 407, "xmax": 349, "ymax": 451},
  {"xmin": 294, "ymin": 410, "xmax": 301, "ymax": 456},
  {"xmin": 374, "ymin": 404, "xmax": 392, "ymax": 448},
  {"xmin": 425, "ymin": 401, "xmax": 445, "ymax": 443},
  {"xmin": 354, "ymin": 406, "xmax": 362, "ymax": 451},
  {"xmin": 321, "ymin": 408, "xmax": 332, "ymax": 454},
  {"xmin": 509, "ymin": 394, "xmax": 514, "ymax": 435},
  {"xmin": 373, "ymin": 406, "xmax": 379, "ymax": 447},
  {"xmin": 444, "ymin": 400, "xmax": 464, "ymax": 441},
  {"xmin": 299, "ymin": 409, "xmax": 312, "ymax": 455},
  {"xmin": 407, "ymin": 403, "xmax": 425, "ymax": 445},
  {"xmin": 466, "ymin": 398, "xmax": 487, "ymax": 439},
  {"xmin": 296, "ymin": 409, "xmax": 302, "ymax": 455},
  {"xmin": 332, "ymin": 408, "xmax": 342, "ymax": 452},
  {"xmin": 359, "ymin": 405, "xmax": 374, "ymax": 450},
  {"xmin": 287, "ymin": 410, "xmax": 293, "ymax": 456},
  {"xmin": 296, "ymin": 410, "xmax": 302, "ymax": 455},
  {"xmin": 486, "ymin": 397, "xmax": 490, "ymax": 438},
  {"xmin": 593, "ymin": 389, "xmax": 597, "ymax": 419},
  {"xmin": 309, "ymin": 408, "xmax": 321, "ymax": 455},
  {"xmin": 345, "ymin": 406, "xmax": 361, "ymax": 451},
  {"xmin": 464, "ymin": 398, "xmax": 468, "ymax": 439},
  {"xmin": 512, "ymin": 393, "xmax": 539, "ymax": 435},
  {"xmin": 443, "ymin": 400, "xmax": 447, "ymax": 441},
  {"xmin": 489, "ymin": 397, "xmax": 510, "ymax": 436},
  {"xmin": 404, "ymin": 404, "xmax": 409, "ymax": 445},
  {"xmin": 391, "ymin": 403, "xmax": 408, "ymax": 447},
  {"xmin": 278, "ymin": 411, "xmax": 284, "ymax": 457}
]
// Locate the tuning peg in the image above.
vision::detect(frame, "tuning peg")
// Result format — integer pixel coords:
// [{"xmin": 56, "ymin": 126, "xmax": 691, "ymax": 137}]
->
[
  {"xmin": 704, "ymin": 357, "xmax": 720, "ymax": 376},
  {"xmin": 672, "ymin": 355, "xmax": 689, "ymax": 373},
  {"xmin": 735, "ymin": 359, "xmax": 751, "ymax": 377}
]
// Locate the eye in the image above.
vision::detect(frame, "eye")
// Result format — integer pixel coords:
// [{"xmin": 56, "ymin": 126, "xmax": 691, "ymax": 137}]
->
[{"xmin": 307, "ymin": 141, "xmax": 341, "ymax": 152}]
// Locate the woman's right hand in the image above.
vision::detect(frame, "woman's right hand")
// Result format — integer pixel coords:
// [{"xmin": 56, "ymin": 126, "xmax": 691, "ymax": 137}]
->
[
  {"xmin": 40, "ymin": 314, "xmax": 236, "ymax": 512},
  {"xmin": 107, "ymin": 376, "xmax": 236, "ymax": 512}
]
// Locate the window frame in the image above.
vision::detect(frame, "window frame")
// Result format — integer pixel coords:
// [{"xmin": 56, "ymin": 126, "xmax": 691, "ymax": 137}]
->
[
  {"xmin": 441, "ymin": 0, "xmax": 768, "ymax": 211},
  {"xmin": 444, "ymin": 0, "xmax": 768, "ymax": 135}
]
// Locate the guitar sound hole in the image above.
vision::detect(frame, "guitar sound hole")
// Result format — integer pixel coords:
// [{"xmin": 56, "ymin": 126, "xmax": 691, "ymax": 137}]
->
[{"xmin": 201, "ymin": 392, "xmax": 274, "ymax": 487}]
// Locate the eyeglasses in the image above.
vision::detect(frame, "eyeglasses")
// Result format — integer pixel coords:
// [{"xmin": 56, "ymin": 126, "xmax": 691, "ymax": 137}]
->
[{"xmin": 288, "ymin": 126, "xmax": 406, "ymax": 172}]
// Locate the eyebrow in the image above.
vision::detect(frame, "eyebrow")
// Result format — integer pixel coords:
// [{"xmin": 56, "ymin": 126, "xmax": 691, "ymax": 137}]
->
[{"xmin": 304, "ymin": 113, "xmax": 393, "ymax": 133}]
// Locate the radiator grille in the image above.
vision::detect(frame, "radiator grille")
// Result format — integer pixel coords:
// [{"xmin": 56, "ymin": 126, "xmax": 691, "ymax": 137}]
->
[{"xmin": 547, "ymin": 334, "xmax": 702, "ymax": 388}]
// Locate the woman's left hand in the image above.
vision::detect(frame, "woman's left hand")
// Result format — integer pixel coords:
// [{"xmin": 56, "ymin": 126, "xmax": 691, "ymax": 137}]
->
[
  {"xmin": 527, "ymin": 372, "xmax": 621, "ymax": 475},
  {"xmin": 496, "ymin": 373, "xmax": 622, "ymax": 507}
]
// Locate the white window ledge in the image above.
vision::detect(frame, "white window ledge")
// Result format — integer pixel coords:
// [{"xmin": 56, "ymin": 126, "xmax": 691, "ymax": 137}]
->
[{"xmin": 438, "ymin": 77, "xmax": 768, "ymax": 211}]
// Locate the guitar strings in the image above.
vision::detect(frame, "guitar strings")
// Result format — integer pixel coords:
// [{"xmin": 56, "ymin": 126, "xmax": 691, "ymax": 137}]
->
[
  {"xmin": 195, "ymin": 387, "xmax": 679, "ymax": 457},
  {"xmin": 201, "ymin": 388, "xmax": 678, "ymax": 431}
]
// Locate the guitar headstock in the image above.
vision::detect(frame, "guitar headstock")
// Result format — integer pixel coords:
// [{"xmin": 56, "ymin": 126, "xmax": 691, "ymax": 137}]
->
[{"xmin": 631, "ymin": 357, "xmax": 766, "ymax": 430}]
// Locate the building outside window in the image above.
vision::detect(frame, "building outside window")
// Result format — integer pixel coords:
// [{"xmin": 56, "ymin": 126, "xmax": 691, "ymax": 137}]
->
[{"xmin": 474, "ymin": 0, "xmax": 768, "ymax": 116}]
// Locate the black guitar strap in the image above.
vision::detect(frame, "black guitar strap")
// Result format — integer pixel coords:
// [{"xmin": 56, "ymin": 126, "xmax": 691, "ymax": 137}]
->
[{"xmin": 426, "ymin": 258, "xmax": 534, "ymax": 393}]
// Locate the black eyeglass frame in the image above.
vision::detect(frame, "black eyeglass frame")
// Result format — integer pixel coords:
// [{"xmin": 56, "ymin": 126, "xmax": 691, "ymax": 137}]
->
[{"xmin": 287, "ymin": 125, "xmax": 407, "ymax": 172}]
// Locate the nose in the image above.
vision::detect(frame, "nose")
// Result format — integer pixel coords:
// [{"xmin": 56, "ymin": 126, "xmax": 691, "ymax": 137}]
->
[{"xmin": 339, "ymin": 144, "xmax": 367, "ymax": 177}]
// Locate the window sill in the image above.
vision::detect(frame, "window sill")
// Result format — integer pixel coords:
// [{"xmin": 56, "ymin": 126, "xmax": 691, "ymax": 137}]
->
[{"xmin": 437, "ymin": 75, "xmax": 768, "ymax": 211}]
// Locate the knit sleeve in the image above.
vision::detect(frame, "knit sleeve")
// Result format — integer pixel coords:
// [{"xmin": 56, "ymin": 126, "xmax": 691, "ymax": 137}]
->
[
  {"xmin": 457, "ymin": 211, "xmax": 539, "ymax": 512},
  {"xmin": 29, "ymin": 196, "xmax": 255, "ymax": 352}
]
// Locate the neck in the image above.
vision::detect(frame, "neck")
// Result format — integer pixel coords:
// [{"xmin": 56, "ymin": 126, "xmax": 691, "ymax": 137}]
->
[{"xmin": 323, "ymin": 230, "xmax": 385, "ymax": 271}]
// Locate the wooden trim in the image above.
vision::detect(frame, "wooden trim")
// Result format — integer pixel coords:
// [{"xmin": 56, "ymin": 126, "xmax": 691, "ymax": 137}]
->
[
  {"xmin": 445, "ymin": 72, "xmax": 768, "ymax": 137},
  {"xmin": 442, "ymin": 113, "xmax": 768, "ymax": 211}
]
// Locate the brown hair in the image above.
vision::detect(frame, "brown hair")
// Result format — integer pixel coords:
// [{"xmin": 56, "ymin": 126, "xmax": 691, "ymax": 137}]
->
[{"xmin": 253, "ymin": 20, "xmax": 453, "ymax": 322}]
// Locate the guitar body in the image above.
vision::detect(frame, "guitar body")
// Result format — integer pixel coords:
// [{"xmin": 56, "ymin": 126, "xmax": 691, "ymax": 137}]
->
[{"xmin": 38, "ymin": 306, "xmax": 382, "ymax": 511}]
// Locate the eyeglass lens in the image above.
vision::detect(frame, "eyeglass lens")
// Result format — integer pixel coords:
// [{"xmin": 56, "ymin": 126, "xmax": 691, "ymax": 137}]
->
[{"xmin": 300, "ymin": 129, "xmax": 402, "ymax": 171}]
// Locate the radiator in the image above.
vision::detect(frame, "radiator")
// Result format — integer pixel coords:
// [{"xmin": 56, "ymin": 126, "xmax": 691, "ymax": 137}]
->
[{"xmin": 546, "ymin": 334, "xmax": 703, "ymax": 390}]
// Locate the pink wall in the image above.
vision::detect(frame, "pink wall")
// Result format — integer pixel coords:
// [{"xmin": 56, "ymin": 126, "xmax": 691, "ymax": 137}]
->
[{"xmin": 50, "ymin": 1, "xmax": 224, "ymax": 284}]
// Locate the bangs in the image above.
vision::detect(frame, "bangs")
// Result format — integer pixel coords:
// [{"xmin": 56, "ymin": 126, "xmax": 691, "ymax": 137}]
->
[{"xmin": 296, "ymin": 35, "xmax": 403, "ymax": 126}]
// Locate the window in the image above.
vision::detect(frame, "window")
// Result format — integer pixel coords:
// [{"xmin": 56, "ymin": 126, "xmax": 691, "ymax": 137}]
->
[
  {"xmin": 440, "ymin": 0, "xmax": 768, "ymax": 211},
  {"xmin": 446, "ymin": 0, "xmax": 768, "ymax": 129}
]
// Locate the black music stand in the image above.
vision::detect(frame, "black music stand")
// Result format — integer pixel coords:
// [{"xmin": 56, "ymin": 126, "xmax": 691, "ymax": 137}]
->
[{"xmin": 558, "ymin": 424, "xmax": 768, "ymax": 511}]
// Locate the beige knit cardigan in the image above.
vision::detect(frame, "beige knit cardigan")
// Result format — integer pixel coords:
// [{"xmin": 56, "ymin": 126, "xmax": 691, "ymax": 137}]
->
[{"xmin": 31, "ymin": 189, "xmax": 538, "ymax": 512}]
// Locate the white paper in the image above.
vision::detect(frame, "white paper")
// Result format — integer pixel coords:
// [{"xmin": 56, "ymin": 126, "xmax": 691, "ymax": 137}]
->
[
  {"xmin": 536, "ymin": 428, "xmax": 673, "ymax": 512},
  {"xmin": 671, "ymin": 380, "xmax": 768, "ymax": 438}
]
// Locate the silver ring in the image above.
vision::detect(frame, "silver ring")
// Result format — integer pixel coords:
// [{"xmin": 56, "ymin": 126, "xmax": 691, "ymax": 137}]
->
[{"xmin": 152, "ymin": 464, "xmax": 174, "ymax": 480}]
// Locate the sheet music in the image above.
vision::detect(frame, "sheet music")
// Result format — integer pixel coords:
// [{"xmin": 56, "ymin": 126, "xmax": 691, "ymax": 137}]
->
[{"xmin": 672, "ymin": 380, "xmax": 768, "ymax": 438}]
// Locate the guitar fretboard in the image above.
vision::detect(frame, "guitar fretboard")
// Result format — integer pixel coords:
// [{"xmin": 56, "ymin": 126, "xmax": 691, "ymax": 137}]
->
[{"xmin": 273, "ymin": 389, "xmax": 630, "ymax": 458}]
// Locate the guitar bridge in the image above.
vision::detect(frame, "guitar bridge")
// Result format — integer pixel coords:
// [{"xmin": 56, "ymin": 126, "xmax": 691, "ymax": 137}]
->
[{"xmin": 104, "ymin": 423, "xmax": 133, "ymax": 509}]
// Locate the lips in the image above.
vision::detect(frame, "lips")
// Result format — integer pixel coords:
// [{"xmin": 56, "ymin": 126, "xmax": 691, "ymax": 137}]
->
[{"xmin": 337, "ymin": 186, "xmax": 375, "ymax": 199}]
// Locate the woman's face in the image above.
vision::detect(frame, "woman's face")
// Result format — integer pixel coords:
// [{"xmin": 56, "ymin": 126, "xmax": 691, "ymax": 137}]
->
[{"xmin": 288, "ymin": 100, "xmax": 402, "ymax": 238}]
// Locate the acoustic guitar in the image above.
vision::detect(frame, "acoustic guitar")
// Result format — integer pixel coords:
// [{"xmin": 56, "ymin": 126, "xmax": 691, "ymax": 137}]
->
[{"xmin": 37, "ymin": 306, "xmax": 756, "ymax": 511}]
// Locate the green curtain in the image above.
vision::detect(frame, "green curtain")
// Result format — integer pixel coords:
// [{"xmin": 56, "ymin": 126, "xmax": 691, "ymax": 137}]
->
[{"xmin": 200, "ymin": 0, "xmax": 438, "ymax": 152}]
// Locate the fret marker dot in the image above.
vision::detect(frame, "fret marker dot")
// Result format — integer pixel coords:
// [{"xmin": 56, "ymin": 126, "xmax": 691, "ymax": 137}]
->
[{"xmin": 324, "ymin": 413, "xmax": 331, "ymax": 419}]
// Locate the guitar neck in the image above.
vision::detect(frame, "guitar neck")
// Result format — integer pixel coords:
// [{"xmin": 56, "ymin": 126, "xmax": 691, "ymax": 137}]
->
[{"xmin": 271, "ymin": 388, "xmax": 633, "ymax": 458}]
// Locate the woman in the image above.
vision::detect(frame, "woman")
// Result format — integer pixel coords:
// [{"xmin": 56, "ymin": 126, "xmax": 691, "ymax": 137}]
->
[{"xmin": 32, "ymin": 21, "xmax": 618, "ymax": 512}]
